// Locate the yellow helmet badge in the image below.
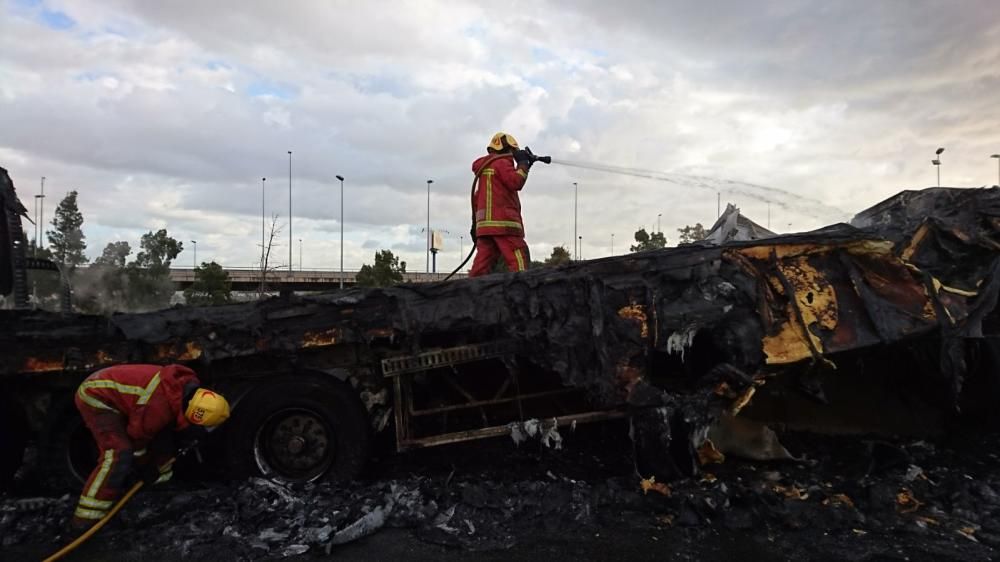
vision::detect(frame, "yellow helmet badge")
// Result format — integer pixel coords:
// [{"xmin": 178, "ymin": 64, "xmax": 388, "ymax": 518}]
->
[{"xmin": 185, "ymin": 388, "xmax": 231, "ymax": 427}]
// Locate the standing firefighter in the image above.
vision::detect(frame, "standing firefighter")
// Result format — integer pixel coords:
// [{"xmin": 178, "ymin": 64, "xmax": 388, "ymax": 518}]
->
[
  {"xmin": 71, "ymin": 364, "xmax": 229, "ymax": 530},
  {"xmin": 469, "ymin": 132, "xmax": 535, "ymax": 276}
]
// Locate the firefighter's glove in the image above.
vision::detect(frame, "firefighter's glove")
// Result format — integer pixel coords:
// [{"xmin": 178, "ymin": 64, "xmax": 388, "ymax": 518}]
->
[
  {"xmin": 140, "ymin": 461, "xmax": 174, "ymax": 486},
  {"xmin": 513, "ymin": 148, "xmax": 532, "ymax": 169}
]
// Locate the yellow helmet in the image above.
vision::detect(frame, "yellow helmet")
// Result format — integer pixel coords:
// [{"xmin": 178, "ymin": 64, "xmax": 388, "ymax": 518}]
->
[
  {"xmin": 487, "ymin": 132, "xmax": 519, "ymax": 152},
  {"xmin": 185, "ymin": 388, "xmax": 230, "ymax": 427}
]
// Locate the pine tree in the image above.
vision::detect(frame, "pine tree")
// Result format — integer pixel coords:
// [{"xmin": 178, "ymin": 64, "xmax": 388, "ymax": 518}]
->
[{"xmin": 47, "ymin": 191, "xmax": 88, "ymax": 266}]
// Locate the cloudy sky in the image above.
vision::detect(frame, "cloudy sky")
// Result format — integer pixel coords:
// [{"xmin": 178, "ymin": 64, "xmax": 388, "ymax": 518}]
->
[{"xmin": 2, "ymin": 0, "xmax": 999, "ymax": 273}]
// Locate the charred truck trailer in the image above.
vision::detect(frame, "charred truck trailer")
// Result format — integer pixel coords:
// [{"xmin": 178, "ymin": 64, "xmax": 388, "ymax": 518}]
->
[{"xmin": 2, "ymin": 164, "xmax": 1000, "ymax": 489}]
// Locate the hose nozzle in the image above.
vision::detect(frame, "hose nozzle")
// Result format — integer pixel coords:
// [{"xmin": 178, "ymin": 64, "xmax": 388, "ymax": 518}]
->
[{"xmin": 524, "ymin": 147, "xmax": 552, "ymax": 165}]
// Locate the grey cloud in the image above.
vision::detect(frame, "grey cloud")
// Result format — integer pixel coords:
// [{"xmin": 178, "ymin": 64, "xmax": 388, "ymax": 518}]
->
[{"xmin": 4, "ymin": 0, "xmax": 1000, "ymax": 273}]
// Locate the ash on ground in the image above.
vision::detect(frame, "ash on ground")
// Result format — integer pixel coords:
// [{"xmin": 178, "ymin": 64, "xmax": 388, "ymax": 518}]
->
[{"xmin": 4, "ymin": 423, "xmax": 1000, "ymax": 561}]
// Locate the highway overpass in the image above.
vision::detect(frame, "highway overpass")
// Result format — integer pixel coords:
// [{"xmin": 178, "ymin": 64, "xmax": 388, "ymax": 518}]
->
[{"xmin": 168, "ymin": 267, "xmax": 466, "ymax": 291}]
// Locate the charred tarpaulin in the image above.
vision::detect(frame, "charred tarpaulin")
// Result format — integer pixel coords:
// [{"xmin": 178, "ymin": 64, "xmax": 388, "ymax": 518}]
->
[{"xmin": 2, "ymin": 187, "xmax": 1000, "ymax": 479}]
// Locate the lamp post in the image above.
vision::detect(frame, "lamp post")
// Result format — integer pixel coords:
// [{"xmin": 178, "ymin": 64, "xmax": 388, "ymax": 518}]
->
[
  {"xmin": 191, "ymin": 240, "xmax": 197, "ymax": 268},
  {"xmin": 336, "ymin": 175, "xmax": 345, "ymax": 289},
  {"xmin": 573, "ymin": 182, "xmax": 578, "ymax": 260},
  {"xmin": 932, "ymin": 147, "xmax": 944, "ymax": 187},
  {"xmin": 33, "ymin": 194, "xmax": 41, "ymax": 252},
  {"xmin": 36, "ymin": 176, "xmax": 46, "ymax": 252},
  {"xmin": 426, "ymin": 179, "xmax": 433, "ymax": 273},
  {"xmin": 299, "ymin": 238, "xmax": 302, "ymax": 271},
  {"xmin": 657, "ymin": 213, "xmax": 662, "ymax": 234},
  {"xmin": 288, "ymin": 151, "xmax": 293, "ymax": 273},
  {"xmin": 611, "ymin": 233, "xmax": 615, "ymax": 256},
  {"xmin": 460, "ymin": 234, "xmax": 464, "ymax": 261},
  {"xmin": 261, "ymin": 177, "xmax": 266, "ymax": 271},
  {"xmin": 578, "ymin": 235, "xmax": 583, "ymax": 261},
  {"xmin": 992, "ymin": 154, "xmax": 1000, "ymax": 186}
]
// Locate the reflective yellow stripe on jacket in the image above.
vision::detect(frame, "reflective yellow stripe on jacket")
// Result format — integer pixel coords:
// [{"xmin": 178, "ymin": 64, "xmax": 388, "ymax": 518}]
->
[
  {"xmin": 78, "ymin": 371, "xmax": 162, "ymax": 410},
  {"xmin": 476, "ymin": 220, "xmax": 523, "ymax": 230},
  {"xmin": 483, "ymin": 169, "xmax": 494, "ymax": 221}
]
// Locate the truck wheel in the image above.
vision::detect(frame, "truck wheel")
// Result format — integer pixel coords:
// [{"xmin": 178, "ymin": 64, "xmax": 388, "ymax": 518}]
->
[
  {"xmin": 0, "ymin": 400, "xmax": 28, "ymax": 491},
  {"xmin": 226, "ymin": 377, "xmax": 371, "ymax": 483},
  {"xmin": 37, "ymin": 410, "xmax": 98, "ymax": 492}
]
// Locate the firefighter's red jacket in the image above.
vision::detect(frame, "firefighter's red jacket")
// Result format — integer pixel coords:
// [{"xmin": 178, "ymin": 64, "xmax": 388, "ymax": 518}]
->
[
  {"xmin": 472, "ymin": 154, "xmax": 528, "ymax": 237},
  {"xmin": 76, "ymin": 364, "xmax": 198, "ymax": 446}
]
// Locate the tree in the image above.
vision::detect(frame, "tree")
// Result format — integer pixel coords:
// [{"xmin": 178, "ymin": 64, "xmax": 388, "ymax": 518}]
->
[
  {"xmin": 77, "ymin": 241, "xmax": 132, "ymax": 314},
  {"xmin": 126, "ymin": 229, "xmax": 183, "ymax": 310},
  {"xmin": 133, "ymin": 230, "xmax": 183, "ymax": 272},
  {"xmin": 677, "ymin": 223, "xmax": 707, "ymax": 245},
  {"xmin": 94, "ymin": 241, "xmax": 132, "ymax": 268},
  {"xmin": 258, "ymin": 214, "xmax": 285, "ymax": 298},
  {"xmin": 544, "ymin": 245, "xmax": 572, "ymax": 266},
  {"xmin": 630, "ymin": 228, "xmax": 667, "ymax": 252},
  {"xmin": 47, "ymin": 191, "xmax": 87, "ymax": 266},
  {"xmin": 184, "ymin": 261, "xmax": 232, "ymax": 306},
  {"xmin": 356, "ymin": 250, "xmax": 406, "ymax": 287}
]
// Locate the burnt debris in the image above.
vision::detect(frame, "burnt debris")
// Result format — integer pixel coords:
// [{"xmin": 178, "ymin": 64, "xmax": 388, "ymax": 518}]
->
[{"xmin": 4, "ymin": 429, "xmax": 1000, "ymax": 560}]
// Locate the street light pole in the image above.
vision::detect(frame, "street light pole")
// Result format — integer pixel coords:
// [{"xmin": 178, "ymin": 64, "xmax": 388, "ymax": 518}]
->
[
  {"xmin": 299, "ymin": 238, "xmax": 302, "ymax": 271},
  {"xmin": 426, "ymin": 179, "xmax": 433, "ymax": 273},
  {"xmin": 33, "ymin": 194, "xmax": 40, "ymax": 255},
  {"xmin": 573, "ymin": 182, "xmax": 578, "ymax": 260},
  {"xmin": 578, "ymin": 236, "xmax": 583, "ymax": 261},
  {"xmin": 288, "ymin": 150, "xmax": 293, "ymax": 273},
  {"xmin": 336, "ymin": 175, "xmax": 345, "ymax": 289},
  {"xmin": 191, "ymin": 240, "xmax": 197, "ymax": 268},
  {"xmin": 37, "ymin": 177, "xmax": 46, "ymax": 252},
  {"xmin": 460, "ymin": 235, "xmax": 464, "ymax": 262},
  {"xmin": 932, "ymin": 147, "xmax": 944, "ymax": 187},
  {"xmin": 992, "ymin": 154, "xmax": 1000, "ymax": 186},
  {"xmin": 657, "ymin": 213, "xmax": 661, "ymax": 234},
  {"xmin": 261, "ymin": 177, "xmax": 266, "ymax": 271},
  {"xmin": 611, "ymin": 233, "xmax": 614, "ymax": 256}
]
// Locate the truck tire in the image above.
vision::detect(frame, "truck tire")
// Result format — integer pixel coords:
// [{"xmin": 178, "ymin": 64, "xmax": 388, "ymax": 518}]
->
[
  {"xmin": 226, "ymin": 377, "xmax": 371, "ymax": 483},
  {"xmin": 0, "ymin": 399, "xmax": 28, "ymax": 491},
  {"xmin": 37, "ymin": 408, "xmax": 98, "ymax": 492}
]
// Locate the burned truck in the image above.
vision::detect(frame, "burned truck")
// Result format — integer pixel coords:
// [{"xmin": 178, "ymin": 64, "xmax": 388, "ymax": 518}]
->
[{"xmin": 2, "ymin": 162, "xmax": 1000, "ymax": 490}]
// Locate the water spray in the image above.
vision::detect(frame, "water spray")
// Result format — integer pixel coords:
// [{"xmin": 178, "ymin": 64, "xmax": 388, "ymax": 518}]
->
[{"xmin": 547, "ymin": 157, "xmax": 847, "ymax": 220}]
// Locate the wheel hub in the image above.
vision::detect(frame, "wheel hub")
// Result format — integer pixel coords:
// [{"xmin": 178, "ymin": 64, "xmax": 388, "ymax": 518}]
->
[
  {"xmin": 255, "ymin": 409, "xmax": 336, "ymax": 481},
  {"xmin": 287, "ymin": 435, "xmax": 306, "ymax": 454}
]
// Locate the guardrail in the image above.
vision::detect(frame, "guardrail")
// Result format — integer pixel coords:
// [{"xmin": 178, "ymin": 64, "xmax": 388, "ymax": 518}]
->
[{"xmin": 167, "ymin": 268, "xmax": 463, "ymax": 286}]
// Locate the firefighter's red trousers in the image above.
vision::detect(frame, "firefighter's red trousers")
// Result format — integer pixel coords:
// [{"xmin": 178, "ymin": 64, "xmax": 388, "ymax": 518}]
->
[
  {"xmin": 71, "ymin": 397, "xmax": 134, "ymax": 526},
  {"xmin": 469, "ymin": 235, "xmax": 529, "ymax": 277}
]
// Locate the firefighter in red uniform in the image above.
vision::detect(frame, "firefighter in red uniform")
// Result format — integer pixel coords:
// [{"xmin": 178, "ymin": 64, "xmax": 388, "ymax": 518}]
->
[
  {"xmin": 469, "ymin": 132, "xmax": 534, "ymax": 276},
  {"xmin": 70, "ymin": 364, "xmax": 230, "ymax": 530}
]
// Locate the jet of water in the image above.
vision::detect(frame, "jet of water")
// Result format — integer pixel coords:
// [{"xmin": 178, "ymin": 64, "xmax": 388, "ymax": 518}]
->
[{"xmin": 549, "ymin": 158, "xmax": 849, "ymax": 222}]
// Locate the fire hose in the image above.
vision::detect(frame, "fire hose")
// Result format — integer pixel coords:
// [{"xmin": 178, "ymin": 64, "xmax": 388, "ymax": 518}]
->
[
  {"xmin": 42, "ymin": 442, "xmax": 199, "ymax": 562},
  {"xmin": 444, "ymin": 148, "xmax": 551, "ymax": 281}
]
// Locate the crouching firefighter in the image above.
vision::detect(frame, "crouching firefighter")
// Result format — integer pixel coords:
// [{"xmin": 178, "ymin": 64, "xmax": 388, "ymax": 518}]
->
[
  {"xmin": 71, "ymin": 363, "xmax": 230, "ymax": 530},
  {"xmin": 469, "ymin": 132, "xmax": 535, "ymax": 277}
]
